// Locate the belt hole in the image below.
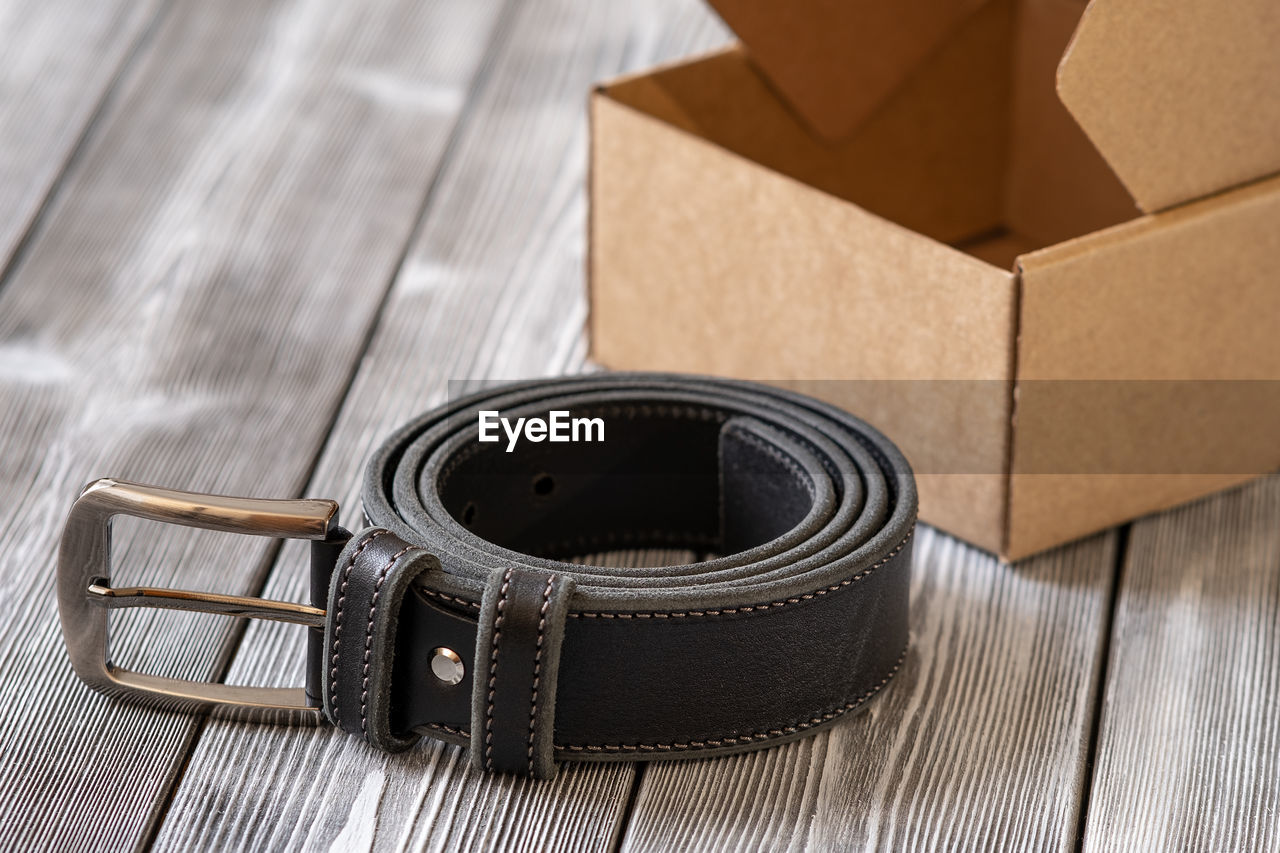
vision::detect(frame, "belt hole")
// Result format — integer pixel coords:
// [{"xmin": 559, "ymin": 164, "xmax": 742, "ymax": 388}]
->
[{"xmin": 531, "ymin": 474, "xmax": 555, "ymax": 497}]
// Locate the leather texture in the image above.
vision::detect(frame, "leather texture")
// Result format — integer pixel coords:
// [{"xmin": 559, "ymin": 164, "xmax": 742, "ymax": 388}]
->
[
  {"xmin": 318, "ymin": 373, "xmax": 917, "ymax": 778},
  {"xmin": 472, "ymin": 566, "xmax": 575, "ymax": 776},
  {"xmin": 322, "ymin": 529, "xmax": 440, "ymax": 751}
]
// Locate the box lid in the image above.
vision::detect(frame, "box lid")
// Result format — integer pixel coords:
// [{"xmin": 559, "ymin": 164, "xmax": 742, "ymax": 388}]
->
[
  {"xmin": 706, "ymin": 0, "xmax": 992, "ymax": 141},
  {"xmin": 1057, "ymin": 0, "xmax": 1280, "ymax": 212}
]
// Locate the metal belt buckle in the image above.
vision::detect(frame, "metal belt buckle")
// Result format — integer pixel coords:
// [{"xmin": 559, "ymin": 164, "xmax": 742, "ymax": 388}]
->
[{"xmin": 57, "ymin": 478, "xmax": 348, "ymax": 724}]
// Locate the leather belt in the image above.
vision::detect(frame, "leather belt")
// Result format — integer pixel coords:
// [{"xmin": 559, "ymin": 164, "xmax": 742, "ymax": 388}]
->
[{"xmin": 57, "ymin": 374, "xmax": 916, "ymax": 778}]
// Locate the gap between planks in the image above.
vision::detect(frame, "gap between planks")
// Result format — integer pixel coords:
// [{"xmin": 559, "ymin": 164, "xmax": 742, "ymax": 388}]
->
[
  {"xmin": 1081, "ymin": 475, "xmax": 1280, "ymax": 852},
  {"xmin": 1071, "ymin": 522, "xmax": 1130, "ymax": 852},
  {"xmin": 0, "ymin": 0, "xmax": 175, "ymax": 297}
]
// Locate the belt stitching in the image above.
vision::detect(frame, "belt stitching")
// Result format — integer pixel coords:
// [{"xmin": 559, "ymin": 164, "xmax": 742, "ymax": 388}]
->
[
  {"xmin": 414, "ymin": 529, "xmax": 912, "ymax": 620},
  {"xmin": 329, "ymin": 529, "xmax": 389, "ymax": 726},
  {"xmin": 483, "ymin": 567, "xmax": 513, "ymax": 771},
  {"xmin": 528, "ymin": 573, "xmax": 555, "ymax": 772},
  {"xmin": 360, "ymin": 544, "xmax": 415, "ymax": 735},
  {"xmin": 418, "ymin": 647, "xmax": 907, "ymax": 753}
]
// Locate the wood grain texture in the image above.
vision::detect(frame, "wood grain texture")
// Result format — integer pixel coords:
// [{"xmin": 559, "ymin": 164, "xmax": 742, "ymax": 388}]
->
[
  {"xmin": 1082, "ymin": 475, "xmax": 1280, "ymax": 853},
  {"xmin": 0, "ymin": 0, "xmax": 169, "ymax": 279},
  {"xmin": 155, "ymin": 555, "xmax": 695, "ymax": 853},
  {"xmin": 0, "ymin": 0, "xmax": 507, "ymax": 847},
  {"xmin": 151, "ymin": 1, "xmax": 729, "ymax": 850},
  {"xmin": 23, "ymin": 0, "xmax": 1278, "ymax": 850},
  {"xmin": 621, "ymin": 525, "xmax": 1118, "ymax": 852}
]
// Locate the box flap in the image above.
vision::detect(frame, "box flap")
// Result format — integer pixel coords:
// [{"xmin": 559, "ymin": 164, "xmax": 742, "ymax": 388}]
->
[
  {"xmin": 707, "ymin": 0, "xmax": 993, "ymax": 141},
  {"xmin": 1058, "ymin": 0, "xmax": 1280, "ymax": 212}
]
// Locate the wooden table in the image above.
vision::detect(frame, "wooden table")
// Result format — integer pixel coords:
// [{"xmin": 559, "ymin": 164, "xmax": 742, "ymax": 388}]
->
[{"xmin": 1, "ymin": 1, "xmax": 1276, "ymax": 849}]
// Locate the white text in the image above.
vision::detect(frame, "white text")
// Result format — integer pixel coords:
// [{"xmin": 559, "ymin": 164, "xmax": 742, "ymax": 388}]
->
[{"xmin": 477, "ymin": 410, "xmax": 605, "ymax": 452}]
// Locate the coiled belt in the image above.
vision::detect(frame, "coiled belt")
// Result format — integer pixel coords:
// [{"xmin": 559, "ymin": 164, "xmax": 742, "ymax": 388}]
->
[{"xmin": 58, "ymin": 374, "xmax": 916, "ymax": 778}]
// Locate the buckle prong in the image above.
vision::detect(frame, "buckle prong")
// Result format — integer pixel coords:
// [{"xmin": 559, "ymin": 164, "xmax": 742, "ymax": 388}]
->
[
  {"xmin": 57, "ymin": 478, "xmax": 347, "ymax": 724},
  {"xmin": 85, "ymin": 580, "xmax": 327, "ymax": 628}
]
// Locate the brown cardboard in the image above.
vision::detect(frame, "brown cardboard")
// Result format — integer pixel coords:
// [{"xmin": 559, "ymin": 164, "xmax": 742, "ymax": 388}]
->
[
  {"xmin": 589, "ymin": 0, "xmax": 1280, "ymax": 559},
  {"xmin": 706, "ymin": 0, "xmax": 993, "ymax": 140},
  {"xmin": 1004, "ymin": 0, "xmax": 1137, "ymax": 246},
  {"xmin": 1058, "ymin": 0, "xmax": 1280, "ymax": 212},
  {"xmin": 1008, "ymin": 176, "xmax": 1280, "ymax": 555},
  {"xmin": 601, "ymin": 0, "xmax": 1015, "ymax": 245},
  {"xmin": 590, "ymin": 17, "xmax": 1020, "ymax": 552}
]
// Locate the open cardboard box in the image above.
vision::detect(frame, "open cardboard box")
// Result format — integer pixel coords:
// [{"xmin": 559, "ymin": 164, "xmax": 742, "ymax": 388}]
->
[{"xmin": 587, "ymin": 0, "xmax": 1280, "ymax": 559}]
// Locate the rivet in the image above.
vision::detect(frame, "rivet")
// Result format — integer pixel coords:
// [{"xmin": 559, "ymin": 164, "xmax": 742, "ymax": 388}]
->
[{"xmin": 430, "ymin": 647, "xmax": 465, "ymax": 685}]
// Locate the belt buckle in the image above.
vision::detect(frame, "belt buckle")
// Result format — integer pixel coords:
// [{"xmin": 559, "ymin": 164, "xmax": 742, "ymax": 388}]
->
[{"xmin": 57, "ymin": 478, "xmax": 347, "ymax": 724}]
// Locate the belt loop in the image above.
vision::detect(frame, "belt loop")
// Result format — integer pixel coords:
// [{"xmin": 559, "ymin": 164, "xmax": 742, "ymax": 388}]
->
[
  {"xmin": 472, "ymin": 566, "xmax": 576, "ymax": 778},
  {"xmin": 322, "ymin": 528, "xmax": 439, "ymax": 751}
]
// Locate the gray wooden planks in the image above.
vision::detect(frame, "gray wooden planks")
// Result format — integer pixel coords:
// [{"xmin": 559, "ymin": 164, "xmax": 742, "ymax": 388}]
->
[
  {"xmin": 620, "ymin": 525, "xmax": 1119, "ymax": 852},
  {"xmin": 1082, "ymin": 475, "xmax": 1280, "ymax": 852},
  {"xmin": 151, "ymin": 0, "xmax": 728, "ymax": 850},
  {"xmin": 18, "ymin": 0, "xmax": 1280, "ymax": 850},
  {"xmin": 0, "ymin": 0, "xmax": 169, "ymax": 280},
  {"xmin": 0, "ymin": 0, "xmax": 508, "ymax": 847}
]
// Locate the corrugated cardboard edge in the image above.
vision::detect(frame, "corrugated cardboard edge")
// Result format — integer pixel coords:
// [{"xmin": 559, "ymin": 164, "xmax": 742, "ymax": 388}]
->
[{"xmin": 999, "ymin": 263, "xmax": 1024, "ymax": 561}]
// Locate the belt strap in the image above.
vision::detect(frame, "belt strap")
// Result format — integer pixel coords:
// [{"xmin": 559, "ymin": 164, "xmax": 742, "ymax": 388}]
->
[{"xmin": 324, "ymin": 374, "xmax": 916, "ymax": 777}]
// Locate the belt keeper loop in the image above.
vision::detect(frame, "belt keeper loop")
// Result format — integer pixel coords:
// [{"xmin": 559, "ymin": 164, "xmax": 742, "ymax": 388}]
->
[
  {"xmin": 322, "ymin": 528, "xmax": 438, "ymax": 751},
  {"xmin": 472, "ymin": 566, "xmax": 576, "ymax": 778}
]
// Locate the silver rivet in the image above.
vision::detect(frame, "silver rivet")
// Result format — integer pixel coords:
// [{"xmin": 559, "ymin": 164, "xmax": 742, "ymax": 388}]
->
[{"xmin": 430, "ymin": 647, "xmax": 465, "ymax": 685}]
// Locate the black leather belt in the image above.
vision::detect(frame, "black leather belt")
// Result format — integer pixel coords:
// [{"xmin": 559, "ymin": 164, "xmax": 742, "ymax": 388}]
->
[{"xmin": 57, "ymin": 374, "xmax": 915, "ymax": 778}]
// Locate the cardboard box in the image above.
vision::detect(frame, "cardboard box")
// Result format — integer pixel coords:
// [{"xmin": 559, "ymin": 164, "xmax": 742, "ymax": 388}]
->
[{"xmin": 587, "ymin": 0, "xmax": 1280, "ymax": 559}]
